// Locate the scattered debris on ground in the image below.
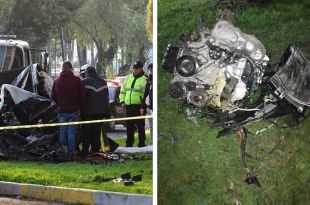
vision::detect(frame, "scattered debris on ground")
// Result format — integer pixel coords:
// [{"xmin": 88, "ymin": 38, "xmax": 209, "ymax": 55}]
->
[
  {"xmin": 170, "ymin": 135, "xmax": 183, "ymax": 144},
  {"xmin": 244, "ymin": 169, "xmax": 261, "ymax": 187},
  {"xmin": 83, "ymin": 171, "xmax": 144, "ymax": 187}
]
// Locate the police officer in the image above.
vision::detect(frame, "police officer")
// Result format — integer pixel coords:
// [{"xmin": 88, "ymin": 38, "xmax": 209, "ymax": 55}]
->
[
  {"xmin": 119, "ymin": 61, "xmax": 147, "ymax": 147},
  {"xmin": 80, "ymin": 66, "xmax": 109, "ymax": 156}
]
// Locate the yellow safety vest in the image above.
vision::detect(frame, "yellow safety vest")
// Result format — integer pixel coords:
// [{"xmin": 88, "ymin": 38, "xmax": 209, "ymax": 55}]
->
[{"xmin": 119, "ymin": 73, "xmax": 147, "ymax": 105}]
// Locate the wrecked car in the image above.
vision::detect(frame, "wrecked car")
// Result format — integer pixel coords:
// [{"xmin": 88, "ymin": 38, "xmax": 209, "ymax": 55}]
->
[
  {"xmin": 162, "ymin": 20, "xmax": 309, "ymax": 133},
  {"xmin": 0, "ymin": 64, "xmax": 56, "ymax": 124},
  {"xmin": 0, "ymin": 64, "xmax": 60, "ymax": 161},
  {"xmin": 162, "ymin": 20, "xmax": 310, "ymax": 181},
  {"xmin": 0, "ymin": 35, "xmax": 58, "ymax": 161}
]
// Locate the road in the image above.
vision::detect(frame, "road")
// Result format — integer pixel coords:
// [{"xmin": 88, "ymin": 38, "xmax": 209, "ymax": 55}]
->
[
  {"xmin": 0, "ymin": 196, "xmax": 65, "ymax": 205},
  {"xmin": 107, "ymin": 125, "xmax": 126, "ymax": 139},
  {"xmin": 107, "ymin": 118, "xmax": 151, "ymax": 139}
]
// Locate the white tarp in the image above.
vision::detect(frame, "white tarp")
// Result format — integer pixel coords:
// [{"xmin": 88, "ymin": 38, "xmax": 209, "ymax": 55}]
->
[{"xmin": 114, "ymin": 145, "xmax": 153, "ymax": 154}]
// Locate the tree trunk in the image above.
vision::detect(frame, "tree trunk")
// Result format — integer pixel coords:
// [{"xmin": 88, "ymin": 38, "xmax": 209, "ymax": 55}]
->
[
  {"xmin": 126, "ymin": 46, "xmax": 132, "ymax": 65},
  {"xmin": 68, "ymin": 41, "xmax": 74, "ymax": 62},
  {"xmin": 138, "ymin": 44, "xmax": 146, "ymax": 63},
  {"xmin": 95, "ymin": 52, "xmax": 98, "ymax": 65},
  {"xmin": 77, "ymin": 42, "xmax": 87, "ymax": 67},
  {"xmin": 121, "ymin": 46, "xmax": 125, "ymax": 67},
  {"xmin": 96, "ymin": 49, "xmax": 106, "ymax": 78},
  {"xmin": 94, "ymin": 39, "xmax": 117, "ymax": 78},
  {"xmin": 91, "ymin": 43, "xmax": 96, "ymax": 67},
  {"xmin": 115, "ymin": 49, "xmax": 118, "ymax": 74},
  {"xmin": 118, "ymin": 64, "xmax": 130, "ymax": 76}
]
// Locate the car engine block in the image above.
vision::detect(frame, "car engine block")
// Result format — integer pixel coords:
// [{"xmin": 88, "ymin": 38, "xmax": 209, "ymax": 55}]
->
[{"xmin": 163, "ymin": 21, "xmax": 269, "ymax": 111}]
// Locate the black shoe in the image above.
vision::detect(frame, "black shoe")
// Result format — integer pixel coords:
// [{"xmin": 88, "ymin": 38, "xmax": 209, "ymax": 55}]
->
[{"xmin": 138, "ymin": 144, "xmax": 146, "ymax": 148}]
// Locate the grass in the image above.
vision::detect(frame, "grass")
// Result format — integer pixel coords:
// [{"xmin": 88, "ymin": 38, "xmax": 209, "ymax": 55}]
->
[
  {"xmin": 158, "ymin": 1, "xmax": 310, "ymax": 204},
  {"xmin": 113, "ymin": 129, "xmax": 152, "ymax": 147},
  {"xmin": 0, "ymin": 160, "xmax": 152, "ymax": 195},
  {"xmin": 0, "ymin": 130, "xmax": 152, "ymax": 195}
]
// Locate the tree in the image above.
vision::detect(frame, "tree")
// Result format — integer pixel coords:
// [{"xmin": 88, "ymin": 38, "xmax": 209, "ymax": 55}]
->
[
  {"xmin": 5, "ymin": 0, "xmax": 150, "ymax": 76},
  {"xmin": 146, "ymin": 0, "xmax": 153, "ymax": 42},
  {"xmin": 71, "ymin": 0, "xmax": 150, "ymax": 77},
  {"xmin": 117, "ymin": 0, "xmax": 150, "ymax": 65},
  {"xmin": 71, "ymin": 0, "xmax": 118, "ymax": 76},
  {"xmin": 0, "ymin": 0, "xmax": 16, "ymax": 34},
  {"xmin": 8, "ymin": 0, "xmax": 84, "ymax": 48}
]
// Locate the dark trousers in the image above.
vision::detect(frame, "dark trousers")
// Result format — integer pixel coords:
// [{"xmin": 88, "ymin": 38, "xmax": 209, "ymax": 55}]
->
[
  {"xmin": 80, "ymin": 114, "xmax": 107, "ymax": 155},
  {"xmin": 126, "ymin": 105, "xmax": 146, "ymax": 147}
]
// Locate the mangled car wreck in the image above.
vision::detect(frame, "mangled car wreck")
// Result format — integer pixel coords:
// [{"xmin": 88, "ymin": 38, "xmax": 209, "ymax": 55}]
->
[
  {"xmin": 162, "ymin": 20, "xmax": 310, "ymax": 184},
  {"xmin": 0, "ymin": 36, "xmax": 65, "ymax": 161},
  {"xmin": 0, "ymin": 64, "xmax": 63, "ymax": 161}
]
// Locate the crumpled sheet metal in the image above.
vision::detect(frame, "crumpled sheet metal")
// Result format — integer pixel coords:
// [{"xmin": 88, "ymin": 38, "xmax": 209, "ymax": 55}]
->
[
  {"xmin": 0, "ymin": 65, "xmax": 56, "ymax": 124},
  {"xmin": 0, "ymin": 84, "xmax": 57, "ymax": 124},
  {"xmin": 0, "ymin": 84, "xmax": 37, "ymax": 110},
  {"xmin": 270, "ymin": 45, "xmax": 310, "ymax": 109},
  {"xmin": 0, "ymin": 65, "xmax": 61, "ymax": 161},
  {"xmin": 12, "ymin": 64, "xmax": 53, "ymax": 98}
]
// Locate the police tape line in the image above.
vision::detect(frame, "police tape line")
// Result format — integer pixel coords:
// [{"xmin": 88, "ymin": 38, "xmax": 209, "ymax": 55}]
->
[{"xmin": 0, "ymin": 115, "xmax": 153, "ymax": 131}]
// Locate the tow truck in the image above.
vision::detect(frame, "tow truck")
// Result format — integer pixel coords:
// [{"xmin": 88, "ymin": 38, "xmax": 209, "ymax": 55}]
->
[{"xmin": 0, "ymin": 35, "xmax": 48, "ymax": 86}]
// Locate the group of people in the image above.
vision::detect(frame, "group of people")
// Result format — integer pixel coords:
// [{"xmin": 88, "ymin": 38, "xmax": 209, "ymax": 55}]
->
[{"xmin": 51, "ymin": 60, "xmax": 153, "ymax": 157}]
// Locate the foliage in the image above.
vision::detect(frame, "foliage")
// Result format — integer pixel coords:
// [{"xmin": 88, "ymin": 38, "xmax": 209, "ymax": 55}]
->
[
  {"xmin": 2, "ymin": 0, "xmax": 150, "ymax": 76},
  {"xmin": 106, "ymin": 65, "xmax": 117, "ymax": 80},
  {"xmin": 69, "ymin": 0, "xmax": 150, "ymax": 75},
  {"xmin": 158, "ymin": 0, "xmax": 310, "ymax": 205},
  {"xmin": 146, "ymin": 0, "xmax": 153, "ymax": 42},
  {"xmin": 118, "ymin": 0, "xmax": 150, "ymax": 63},
  {"xmin": 0, "ymin": 0, "xmax": 15, "ymax": 33},
  {"xmin": 7, "ymin": 0, "xmax": 84, "ymax": 48}
]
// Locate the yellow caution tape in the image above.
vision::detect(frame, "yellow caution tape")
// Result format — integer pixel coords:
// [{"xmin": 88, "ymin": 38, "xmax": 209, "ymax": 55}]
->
[{"xmin": 0, "ymin": 115, "xmax": 153, "ymax": 131}]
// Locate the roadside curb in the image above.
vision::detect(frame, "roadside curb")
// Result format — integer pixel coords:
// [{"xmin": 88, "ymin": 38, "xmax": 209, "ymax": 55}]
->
[{"xmin": 0, "ymin": 181, "xmax": 152, "ymax": 205}]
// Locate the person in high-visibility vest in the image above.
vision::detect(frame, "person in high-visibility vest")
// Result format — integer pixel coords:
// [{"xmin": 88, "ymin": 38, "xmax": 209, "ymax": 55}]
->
[{"xmin": 119, "ymin": 61, "xmax": 147, "ymax": 147}]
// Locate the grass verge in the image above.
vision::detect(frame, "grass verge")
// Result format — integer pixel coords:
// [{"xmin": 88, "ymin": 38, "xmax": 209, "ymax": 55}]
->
[{"xmin": 0, "ymin": 131, "xmax": 152, "ymax": 195}]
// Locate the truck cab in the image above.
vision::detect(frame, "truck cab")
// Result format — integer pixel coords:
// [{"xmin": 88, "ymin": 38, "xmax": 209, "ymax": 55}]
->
[{"xmin": 0, "ymin": 35, "xmax": 48, "ymax": 86}]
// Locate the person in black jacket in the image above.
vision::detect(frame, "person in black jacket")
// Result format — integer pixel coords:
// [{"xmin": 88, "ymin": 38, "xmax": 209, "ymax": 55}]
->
[{"xmin": 80, "ymin": 66, "xmax": 109, "ymax": 156}]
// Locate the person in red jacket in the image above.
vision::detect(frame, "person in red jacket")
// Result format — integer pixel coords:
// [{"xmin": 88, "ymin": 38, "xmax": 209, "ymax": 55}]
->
[{"xmin": 52, "ymin": 61, "xmax": 85, "ymax": 156}]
